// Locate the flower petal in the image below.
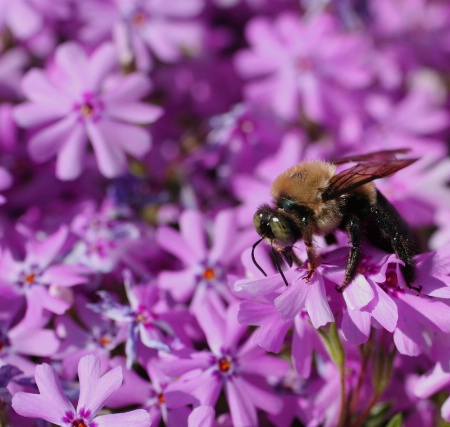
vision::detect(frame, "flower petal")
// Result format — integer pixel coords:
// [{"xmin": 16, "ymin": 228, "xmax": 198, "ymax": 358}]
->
[
  {"xmin": 77, "ymin": 355, "xmax": 123, "ymax": 418},
  {"xmin": 94, "ymin": 409, "xmax": 151, "ymax": 427}
]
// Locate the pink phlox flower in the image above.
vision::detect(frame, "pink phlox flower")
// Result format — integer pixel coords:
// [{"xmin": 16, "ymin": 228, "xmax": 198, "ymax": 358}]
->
[
  {"xmin": 361, "ymin": 89, "xmax": 449, "ymax": 158},
  {"xmin": 156, "ymin": 209, "xmax": 254, "ymax": 310},
  {"xmin": 414, "ymin": 363, "xmax": 450, "ymax": 422},
  {"xmin": 266, "ymin": 371, "xmax": 311, "ymax": 427},
  {"xmin": 80, "ymin": 0, "xmax": 204, "ymax": 70},
  {"xmin": 13, "ymin": 41, "xmax": 162, "ymax": 180},
  {"xmin": 0, "ymin": 225, "xmax": 89, "ymax": 315},
  {"xmin": 372, "ymin": 249, "xmax": 450, "ymax": 356},
  {"xmin": 0, "ymin": 0, "xmax": 71, "ymax": 41},
  {"xmin": 114, "ymin": 0, "xmax": 204, "ymax": 63},
  {"xmin": 158, "ymin": 303, "xmax": 289, "ymax": 427},
  {"xmin": 68, "ymin": 201, "xmax": 149, "ymax": 274},
  {"xmin": 237, "ymin": 264, "xmax": 335, "ymax": 328},
  {"xmin": 203, "ymin": 104, "xmax": 283, "ymax": 177},
  {"xmin": 0, "ymin": 296, "xmax": 59, "ymax": 374},
  {"xmin": 89, "ymin": 271, "xmax": 192, "ymax": 368},
  {"xmin": 371, "ymin": 0, "xmax": 450, "ymax": 70},
  {"xmin": 55, "ymin": 294, "xmax": 128, "ymax": 380},
  {"xmin": 235, "ymin": 12, "xmax": 372, "ymax": 121},
  {"xmin": 11, "ymin": 354, "xmax": 151, "ymax": 426}
]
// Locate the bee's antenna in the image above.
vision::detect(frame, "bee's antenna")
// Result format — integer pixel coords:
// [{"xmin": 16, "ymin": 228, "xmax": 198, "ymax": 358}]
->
[
  {"xmin": 271, "ymin": 245, "xmax": 289, "ymax": 287},
  {"xmin": 252, "ymin": 237, "xmax": 268, "ymax": 277}
]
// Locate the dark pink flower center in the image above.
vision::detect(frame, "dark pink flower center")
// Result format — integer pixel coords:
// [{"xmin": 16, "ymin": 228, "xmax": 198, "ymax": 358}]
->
[
  {"xmin": 218, "ymin": 356, "xmax": 232, "ymax": 372},
  {"xmin": 131, "ymin": 9, "xmax": 149, "ymax": 28},
  {"xmin": 297, "ymin": 56, "xmax": 313, "ymax": 72},
  {"xmin": 75, "ymin": 93, "xmax": 104, "ymax": 122}
]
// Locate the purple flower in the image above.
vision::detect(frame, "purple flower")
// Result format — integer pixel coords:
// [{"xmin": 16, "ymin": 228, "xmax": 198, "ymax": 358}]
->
[
  {"xmin": 11, "ymin": 354, "xmax": 151, "ymax": 426},
  {"xmin": 157, "ymin": 209, "xmax": 254, "ymax": 309},
  {"xmin": 235, "ymin": 12, "xmax": 371, "ymax": 121},
  {"xmin": 159, "ymin": 303, "xmax": 288, "ymax": 427},
  {"xmin": 14, "ymin": 42, "xmax": 162, "ymax": 180},
  {"xmin": 0, "ymin": 225, "xmax": 89, "ymax": 315},
  {"xmin": 88, "ymin": 270, "xmax": 193, "ymax": 367}
]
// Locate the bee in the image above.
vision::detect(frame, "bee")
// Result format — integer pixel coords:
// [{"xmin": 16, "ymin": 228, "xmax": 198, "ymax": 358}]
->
[{"xmin": 252, "ymin": 149, "xmax": 421, "ymax": 293}]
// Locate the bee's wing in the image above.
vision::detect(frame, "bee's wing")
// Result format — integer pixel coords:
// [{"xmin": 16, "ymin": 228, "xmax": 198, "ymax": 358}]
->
[
  {"xmin": 322, "ymin": 158, "xmax": 418, "ymax": 201},
  {"xmin": 332, "ymin": 148, "xmax": 411, "ymax": 165}
]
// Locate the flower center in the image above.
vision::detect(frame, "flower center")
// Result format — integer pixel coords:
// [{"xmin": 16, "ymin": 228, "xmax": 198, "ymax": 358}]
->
[
  {"xmin": 203, "ymin": 268, "xmax": 216, "ymax": 280},
  {"xmin": 297, "ymin": 56, "xmax": 313, "ymax": 72},
  {"xmin": 24, "ymin": 273, "xmax": 36, "ymax": 284},
  {"xmin": 99, "ymin": 336, "xmax": 111, "ymax": 347},
  {"xmin": 158, "ymin": 393, "xmax": 165, "ymax": 404},
  {"xmin": 385, "ymin": 270, "xmax": 398, "ymax": 288},
  {"xmin": 132, "ymin": 10, "xmax": 148, "ymax": 27},
  {"xmin": 239, "ymin": 119, "xmax": 254, "ymax": 134},
  {"xmin": 72, "ymin": 421, "xmax": 87, "ymax": 427},
  {"xmin": 76, "ymin": 93, "xmax": 104, "ymax": 122},
  {"xmin": 217, "ymin": 356, "xmax": 232, "ymax": 373}
]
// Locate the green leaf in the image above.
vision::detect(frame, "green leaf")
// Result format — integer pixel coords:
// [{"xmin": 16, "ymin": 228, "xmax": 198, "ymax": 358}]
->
[{"xmin": 385, "ymin": 413, "xmax": 403, "ymax": 427}]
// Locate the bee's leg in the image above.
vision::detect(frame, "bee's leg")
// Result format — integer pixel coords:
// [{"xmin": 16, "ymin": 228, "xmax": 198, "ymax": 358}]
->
[
  {"xmin": 337, "ymin": 215, "xmax": 362, "ymax": 292},
  {"xmin": 302, "ymin": 230, "xmax": 318, "ymax": 282},
  {"xmin": 371, "ymin": 205, "xmax": 421, "ymax": 294}
]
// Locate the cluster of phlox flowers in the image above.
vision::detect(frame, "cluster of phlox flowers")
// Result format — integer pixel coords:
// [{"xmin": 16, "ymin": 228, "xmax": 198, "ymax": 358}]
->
[{"xmin": 0, "ymin": 0, "xmax": 449, "ymax": 426}]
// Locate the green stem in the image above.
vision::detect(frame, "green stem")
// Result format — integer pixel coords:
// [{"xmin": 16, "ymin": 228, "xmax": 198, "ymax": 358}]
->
[{"xmin": 318, "ymin": 323, "xmax": 347, "ymax": 427}]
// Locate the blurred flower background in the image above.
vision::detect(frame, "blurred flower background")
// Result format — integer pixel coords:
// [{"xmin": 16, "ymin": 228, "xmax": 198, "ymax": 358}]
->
[{"xmin": 0, "ymin": 0, "xmax": 449, "ymax": 426}]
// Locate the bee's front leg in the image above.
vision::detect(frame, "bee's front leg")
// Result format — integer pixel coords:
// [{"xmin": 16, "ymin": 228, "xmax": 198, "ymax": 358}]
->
[
  {"xmin": 336, "ymin": 215, "xmax": 362, "ymax": 292},
  {"xmin": 302, "ymin": 230, "xmax": 318, "ymax": 282}
]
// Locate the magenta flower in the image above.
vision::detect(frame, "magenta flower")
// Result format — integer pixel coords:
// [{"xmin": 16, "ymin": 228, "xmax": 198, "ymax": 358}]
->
[
  {"xmin": 235, "ymin": 12, "xmax": 371, "ymax": 121},
  {"xmin": 159, "ymin": 303, "xmax": 288, "ymax": 427},
  {"xmin": 0, "ymin": 225, "xmax": 89, "ymax": 315},
  {"xmin": 13, "ymin": 41, "xmax": 162, "ymax": 180},
  {"xmin": 156, "ymin": 209, "xmax": 254, "ymax": 310},
  {"xmin": 12, "ymin": 354, "xmax": 151, "ymax": 426}
]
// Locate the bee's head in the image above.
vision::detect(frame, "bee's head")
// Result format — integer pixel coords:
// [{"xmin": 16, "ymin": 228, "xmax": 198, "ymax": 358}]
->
[{"xmin": 253, "ymin": 204, "xmax": 301, "ymax": 248}]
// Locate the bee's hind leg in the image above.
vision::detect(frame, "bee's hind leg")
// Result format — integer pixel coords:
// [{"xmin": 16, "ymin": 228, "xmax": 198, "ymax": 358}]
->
[
  {"xmin": 337, "ymin": 215, "xmax": 362, "ymax": 293},
  {"xmin": 371, "ymin": 204, "xmax": 421, "ymax": 294}
]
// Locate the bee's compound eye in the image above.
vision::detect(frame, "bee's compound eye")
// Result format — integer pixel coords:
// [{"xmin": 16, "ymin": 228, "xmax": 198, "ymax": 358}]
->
[
  {"xmin": 253, "ymin": 210, "xmax": 267, "ymax": 236},
  {"xmin": 270, "ymin": 215, "xmax": 298, "ymax": 246}
]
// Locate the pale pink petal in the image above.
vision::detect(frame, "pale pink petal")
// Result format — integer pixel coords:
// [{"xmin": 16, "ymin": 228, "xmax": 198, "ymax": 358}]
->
[
  {"xmin": 414, "ymin": 364, "xmax": 450, "ymax": 399},
  {"xmin": 11, "ymin": 329, "xmax": 60, "ymax": 356},
  {"xmin": 195, "ymin": 298, "xmax": 226, "ymax": 354},
  {"xmin": 95, "ymin": 119, "xmax": 151, "ymax": 158},
  {"xmin": 55, "ymin": 124, "xmax": 87, "ymax": 180},
  {"xmin": 88, "ymin": 43, "xmax": 117, "ymax": 91},
  {"xmin": 275, "ymin": 279, "xmax": 308, "ymax": 320},
  {"xmin": 94, "ymin": 409, "xmax": 151, "ymax": 427},
  {"xmin": 209, "ymin": 209, "xmax": 237, "ymax": 264},
  {"xmin": 106, "ymin": 102, "xmax": 162, "ymax": 124},
  {"xmin": 225, "ymin": 377, "xmax": 258, "ymax": 427},
  {"xmin": 102, "ymin": 74, "xmax": 152, "ymax": 103},
  {"xmin": 442, "ymin": 395, "xmax": 450, "ymax": 422},
  {"xmin": 156, "ymin": 226, "xmax": 197, "ymax": 265},
  {"xmin": 343, "ymin": 275, "xmax": 374, "ymax": 310},
  {"xmin": 13, "ymin": 102, "xmax": 66, "ymax": 128},
  {"xmin": 158, "ymin": 269, "xmax": 196, "ymax": 301},
  {"xmin": 305, "ymin": 276, "xmax": 334, "ymax": 328},
  {"xmin": 188, "ymin": 406, "xmax": 215, "ymax": 427},
  {"xmin": 54, "ymin": 43, "xmax": 88, "ymax": 94},
  {"xmin": 366, "ymin": 284, "xmax": 398, "ymax": 332},
  {"xmin": 341, "ymin": 309, "xmax": 371, "ymax": 345},
  {"xmin": 28, "ymin": 115, "xmax": 79, "ymax": 162},
  {"xmin": 20, "ymin": 69, "xmax": 70, "ymax": 106},
  {"xmin": 87, "ymin": 121, "xmax": 127, "ymax": 177},
  {"xmin": 180, "ymin": 210, "xmax": 207, "ymax": 262},
  {"xmin": 26, "ymin": 226, "xmax": 68, "ymax": 268},
  {"xmin": 77, "ymin": 355, "xmax": 123, "ymax": 417},
  {"xmin": 12, "ymin": 393, "xmax": 70, "ymax": 424},
  {"xmin": 9, "ymin": 0, "xmax": 42, "ymax": 39}
]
